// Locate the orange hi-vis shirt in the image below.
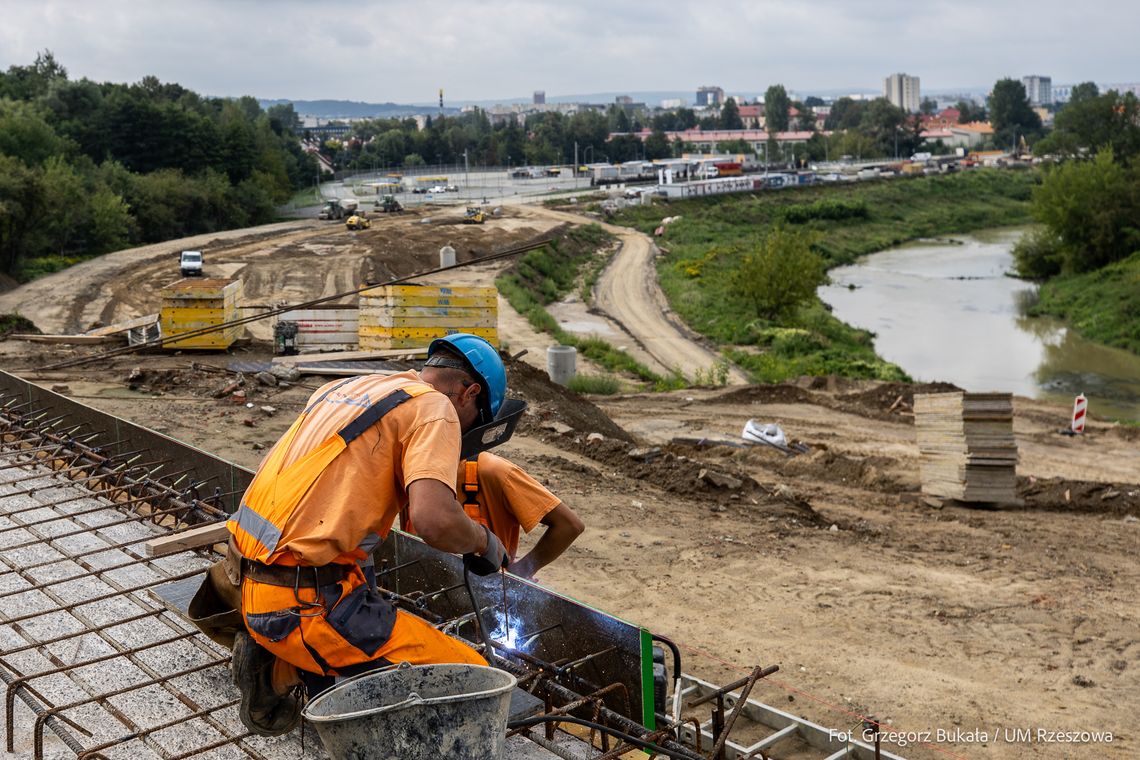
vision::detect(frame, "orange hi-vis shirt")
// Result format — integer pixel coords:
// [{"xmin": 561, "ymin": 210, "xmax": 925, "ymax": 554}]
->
[
  {"xmin": 455, "ymin": 452, "xmax": 561, "ymax": 557},
  {"xmin": 232, "ymin": 370, "xmax": 460, "ymax": 567}
]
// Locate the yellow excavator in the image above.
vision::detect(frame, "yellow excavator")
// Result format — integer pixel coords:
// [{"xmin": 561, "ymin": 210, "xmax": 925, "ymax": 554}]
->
[{"xmin": 462, "ymin": 206, "xmax": 485, "ymax": 224}]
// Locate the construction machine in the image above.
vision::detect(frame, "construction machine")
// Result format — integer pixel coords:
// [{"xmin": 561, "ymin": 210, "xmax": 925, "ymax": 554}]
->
[
  {"xmin": 462, "ymin": 206, "xmax": 486, "ymax": 224},
  {"xmin": 318, "ymin": 198, "xmax": 359, "ymax": 220},
  {"xmin": 374, "ymin": 195, "xmax": 403, "ymax": 213},
  {"xmin": 345, "ymin": 214, "xmax": 371, "ymax": 230}
]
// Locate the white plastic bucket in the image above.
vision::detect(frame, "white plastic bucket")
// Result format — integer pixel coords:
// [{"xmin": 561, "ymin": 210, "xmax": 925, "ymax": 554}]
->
[{"xmin": 546, "ymin": 345, "xmax": 577, "ymax": 386}]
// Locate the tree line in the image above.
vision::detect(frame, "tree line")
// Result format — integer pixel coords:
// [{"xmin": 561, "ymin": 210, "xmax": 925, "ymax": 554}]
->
[
  {"xmin": 1013, "ymin": 83, "xmax": 1140, "ymax": 279},
  {"xmin": 0, "ymin": 52, "xmax": 316, "ymax": 280}
]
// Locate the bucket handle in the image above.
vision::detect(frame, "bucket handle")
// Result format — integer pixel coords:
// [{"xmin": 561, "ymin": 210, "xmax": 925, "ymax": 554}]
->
[{"xmin": 384, "ymin": 692, "xmax": 423, "ymax": 712}]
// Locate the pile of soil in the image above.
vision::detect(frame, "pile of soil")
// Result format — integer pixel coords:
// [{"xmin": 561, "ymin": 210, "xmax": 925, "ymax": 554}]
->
[
  {"xmin": 835, "ymin": 381, "xmax": 962, "ymax": 423},
  {"xmin": 713, "ymin": 384, "xmax": 819, "ymax": 406},
  {"xmin": 507, "ymin": 359, "xmax": 631, "ymax": 442},
  {"xmin": 774, "ymin": 449, "xmax": 909, "ymax": 493},
  {"xmin": 1018, "ymin": 476, "xmax": 1140, "ymax": 516},
  {"xmin": 0, "ymin": 313, "xmax": 40, "ymax": 339},
  {"xmin": 711, "ymin": 380, "xmax": 966, "ymax": 426}
]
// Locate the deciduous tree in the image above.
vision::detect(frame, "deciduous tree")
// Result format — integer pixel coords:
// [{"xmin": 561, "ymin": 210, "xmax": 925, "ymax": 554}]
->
[{"xmin": 730, "ymin": 227, "xmax": 825, "ymax": 320}]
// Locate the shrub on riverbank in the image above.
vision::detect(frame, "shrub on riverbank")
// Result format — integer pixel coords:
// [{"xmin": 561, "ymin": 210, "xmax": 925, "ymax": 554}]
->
[
  {"xmin": 1026, "ymin": 251, "xmax": 1140, "ymax": 354},
  {"xmin": 611, "ymin": 169, "xmax": 1034, "ymax": 382}
]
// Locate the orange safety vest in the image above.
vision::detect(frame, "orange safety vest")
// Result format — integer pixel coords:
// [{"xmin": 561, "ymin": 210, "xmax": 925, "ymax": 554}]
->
[{"xmin": 228, "ymin": 379, "xmax": 433, "ymax": 564}]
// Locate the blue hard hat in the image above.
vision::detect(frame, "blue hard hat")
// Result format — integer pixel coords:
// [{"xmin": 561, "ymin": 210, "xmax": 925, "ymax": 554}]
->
[{"xmin": 427, "ymin": 333, "xmax": 506, "ymax": 422}]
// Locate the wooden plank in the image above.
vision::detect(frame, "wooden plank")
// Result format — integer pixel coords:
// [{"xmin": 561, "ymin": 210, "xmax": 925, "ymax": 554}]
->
[
  {"xmin": 84, "ymin": 313, "xmax": 160, "ymax": 336},
  {"xmin": 293, "ymin": 366, "xmax": 400, "ymax": 377},
  {"xmin": 144, "ymin": 521, "xmax": 229, "ymax": 557},
  {"xmin": 272, "ymin": 348, "xmax": 425, "ymax": 365},
  {"xmin": 11, "ymin": 333, "xmax": 120, "ymax": 344}
]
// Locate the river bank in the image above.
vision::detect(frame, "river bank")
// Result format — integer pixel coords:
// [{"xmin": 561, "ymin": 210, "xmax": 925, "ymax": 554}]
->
[
  {"xmin": 611, "ymin": 169, "xmax": 1036, "ymax": 383},
  {"xmin": 820, "ymin": 228, "xmax": 1140, "ymax": 423}
]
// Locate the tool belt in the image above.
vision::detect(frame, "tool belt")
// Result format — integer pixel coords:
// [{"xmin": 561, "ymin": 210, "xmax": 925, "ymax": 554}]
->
[{"xmin": 240, "ymin": 558, "xmax": 354, "ymax": 588}]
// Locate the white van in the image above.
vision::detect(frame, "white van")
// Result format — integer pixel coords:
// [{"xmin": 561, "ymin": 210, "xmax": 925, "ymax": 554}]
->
[{"xmin": 179, "ymin": 250, "xmax": 203, "ymax": 277}]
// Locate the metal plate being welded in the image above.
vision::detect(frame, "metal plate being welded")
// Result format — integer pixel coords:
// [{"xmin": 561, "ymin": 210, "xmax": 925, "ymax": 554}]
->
[{"xmin": 376, "ymin": 530, "xmax": 652, "ymax": 728}]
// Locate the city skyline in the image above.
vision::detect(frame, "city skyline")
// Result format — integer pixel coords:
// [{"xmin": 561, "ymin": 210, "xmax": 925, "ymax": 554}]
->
[{"xmin": 2, "ymin": 1, "xmax": 1136, "ymax": 104}]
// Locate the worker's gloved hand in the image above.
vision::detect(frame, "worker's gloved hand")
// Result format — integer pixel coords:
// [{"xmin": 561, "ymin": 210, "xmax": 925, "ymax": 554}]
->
[{"xmin": 464, "ymin": 525, "xmax": 509, "ymax": 576}]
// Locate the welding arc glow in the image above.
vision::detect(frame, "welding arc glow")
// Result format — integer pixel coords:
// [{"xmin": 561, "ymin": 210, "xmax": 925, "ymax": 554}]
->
[{"xmin": 491, "ymin": 609, "xmax": 523, "ymax": 649}]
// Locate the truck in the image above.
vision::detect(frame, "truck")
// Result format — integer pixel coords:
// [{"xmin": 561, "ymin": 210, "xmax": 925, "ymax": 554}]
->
[
  {"xmin": 713, "ymin": 161, "xmax": 743, "ymax": 177},
  {"xmin": 317, "ymin": 198, "xmax": 359, "ymax": 220},
  {"xmin": 179, "ymin": 250, "xmax": 203, "ymax": 277}
]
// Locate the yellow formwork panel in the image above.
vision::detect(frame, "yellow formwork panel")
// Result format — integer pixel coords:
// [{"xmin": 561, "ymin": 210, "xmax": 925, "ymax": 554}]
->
[
  {"xmin": 362, "ymin": 293, "xmax": 497, "ymax": 308},
  {"xmin": 160, "ymin": 279, "xmax": 243, "ymax": 301},
  {"xmin": 359, "ymin": 325, "xmax": 498, "ymax": 351},
  {"xmin": 358, "ymin": 314, "xmax": 498, "ymax": 329},
  {"xmin": 358, "ymin": 284, "xmax": 498, "ymax": 351},
  {"xmin": 361, "ymin": 284, "xmax": 496, "ymax": 301},
  {"xmin": 160, "ymin": 278, "xmax": 242, "ymax": 350},
  {"xmin": 358, "ymin": 305, "xmax": 498, "ymax": 319}
]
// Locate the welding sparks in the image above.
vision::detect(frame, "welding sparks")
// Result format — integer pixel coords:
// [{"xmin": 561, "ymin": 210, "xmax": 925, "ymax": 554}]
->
[{"xmin": 491, "ymin": 609, "xmax": 524, "ymax": 650}]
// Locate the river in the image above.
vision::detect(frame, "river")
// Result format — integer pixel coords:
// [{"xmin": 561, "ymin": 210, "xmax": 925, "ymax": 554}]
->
[{"xmin": 818, "ymin": 228, "xmax": 1140, "ymax": 423}]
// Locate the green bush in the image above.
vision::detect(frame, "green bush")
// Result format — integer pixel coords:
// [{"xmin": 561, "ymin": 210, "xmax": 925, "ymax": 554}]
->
[
  {"xmin": 1030, "ymin": 151, "xmax": 1140, "ymax": 274},
  {"xmin": 1012, "ymin": 227, "xmax": 1064, "ymax": 278},
  {"xmin": 780, "ymin": 198, "xmax": 869, "ymax": 224},
  {"xmin": 730, "ymin": 227, "xmax": 826, "ymax": 320},
  {"xmin": 567, "ymin": 374, "xmax": 620, "ymax": 394}
]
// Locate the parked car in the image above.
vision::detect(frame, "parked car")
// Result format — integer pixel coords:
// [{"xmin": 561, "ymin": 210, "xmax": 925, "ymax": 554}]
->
[
  {"xmin": 429, "ymin": 185, "xmax": 446, "ymax": 194},
  {"xmin": 445, "ymin": 184, "xmax": 459, "ymax": 192}
]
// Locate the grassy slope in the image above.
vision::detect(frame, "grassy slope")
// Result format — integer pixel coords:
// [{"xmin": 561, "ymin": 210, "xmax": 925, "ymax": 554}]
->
[
  {"xmin": 610, "ymin": 169, "xmax": 1036, "ymax": 382},
  {"xmin": 494, "ymin": 224, "xmax": 681, "ymax": 387},
  {"xmin": 1027, "ymin": 250, "xmax": 1140, "ymax": 354}
]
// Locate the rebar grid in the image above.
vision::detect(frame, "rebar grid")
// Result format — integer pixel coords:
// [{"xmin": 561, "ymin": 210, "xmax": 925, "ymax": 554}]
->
[
  {"xmin": 0, "ymin": 403, "xmax": 301, "ymax": 760},
  {"xmin": 0, "ymin": 394, "xmax": 777, "ymax": 760}
]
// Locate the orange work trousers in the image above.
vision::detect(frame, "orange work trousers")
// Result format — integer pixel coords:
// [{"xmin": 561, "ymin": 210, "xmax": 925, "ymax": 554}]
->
[{"xmin": 240, "ymin": 569, "xmax": 484, "ymax": 677}]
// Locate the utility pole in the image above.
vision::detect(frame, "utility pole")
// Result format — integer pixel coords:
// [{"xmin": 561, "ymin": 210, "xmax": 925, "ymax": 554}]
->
[
  {"xmin": 574, "ymin": 141, "xmax": 578, "ymax": 190},
  {"xmin": 464, "ymin": 149, "xmax": 470, "ymax": 196}
]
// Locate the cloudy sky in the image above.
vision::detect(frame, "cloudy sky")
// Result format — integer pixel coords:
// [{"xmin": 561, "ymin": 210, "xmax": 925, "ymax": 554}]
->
[{"xmin": 2, "ymin": 1, "xmax": 1135, "ymax": 104}]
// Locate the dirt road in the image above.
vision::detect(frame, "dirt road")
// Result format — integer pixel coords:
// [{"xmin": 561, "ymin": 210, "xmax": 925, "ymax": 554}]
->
[{"xmin": 518, "ymin": 206, "xmax": 750, "ymax": 383}]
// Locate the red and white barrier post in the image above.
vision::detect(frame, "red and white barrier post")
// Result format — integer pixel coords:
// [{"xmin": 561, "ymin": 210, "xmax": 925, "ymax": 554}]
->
[{"xmin": 1071, "ymin": 393, "xmax": 1088, "ymax": 434}]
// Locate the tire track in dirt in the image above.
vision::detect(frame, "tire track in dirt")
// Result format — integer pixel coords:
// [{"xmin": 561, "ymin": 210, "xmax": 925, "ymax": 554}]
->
[{"xmin": 517, "ymin": 205, "xmax": 749, "ymax": 384}]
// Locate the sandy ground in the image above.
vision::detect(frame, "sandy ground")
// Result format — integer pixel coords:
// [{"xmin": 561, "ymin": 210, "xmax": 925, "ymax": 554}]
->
[{"xmin": 1, "ymin": 214, "xmax": 1137, "ymax": 760}]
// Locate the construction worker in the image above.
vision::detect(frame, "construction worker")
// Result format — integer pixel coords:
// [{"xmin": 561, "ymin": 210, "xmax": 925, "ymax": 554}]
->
[
  {"xmin": 404, "ymin": 453, "xmax": 584, "ymax": 579},
  {"xmin": 225, "ymin": 334, "xmax": 510, "ymax": 736}
]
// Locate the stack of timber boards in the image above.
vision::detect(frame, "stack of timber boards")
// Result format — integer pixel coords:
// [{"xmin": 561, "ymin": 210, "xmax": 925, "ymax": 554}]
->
[{"xmin": 914, "ymin": 392, "xmax": 1019, "ymax": 503}]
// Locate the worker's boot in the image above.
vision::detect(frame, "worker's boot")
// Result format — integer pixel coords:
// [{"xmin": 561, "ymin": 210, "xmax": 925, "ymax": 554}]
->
[{"xmin": 231, "ymin": 631, "xmax": 301, "ymax": 736}]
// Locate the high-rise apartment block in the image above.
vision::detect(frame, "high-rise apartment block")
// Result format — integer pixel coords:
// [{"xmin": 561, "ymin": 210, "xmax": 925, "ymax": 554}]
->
[
  {"xmin": 884, "ymin": 73, "xmax": 921, "ymax": 112},
  {"xmin": 696, "ymin": 86, "xmax": 725, "ymax": 107},
  {"xmin": 1021, "ymin": 76, "xmax": 1052, "ymax": 106},
  {"xmin": 533, "ymin": 90, "xmax": 546, "ymax": 105}
]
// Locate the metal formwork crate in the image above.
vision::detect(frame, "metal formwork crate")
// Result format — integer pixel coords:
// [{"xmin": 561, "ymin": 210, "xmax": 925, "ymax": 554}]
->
[
  {"xmin": 160, "ymin": 279, "xmax": 243, "ymax": 350},
  {"xmin": 359, "ymin": 284, "xmax": 498, "ymax": 350}
]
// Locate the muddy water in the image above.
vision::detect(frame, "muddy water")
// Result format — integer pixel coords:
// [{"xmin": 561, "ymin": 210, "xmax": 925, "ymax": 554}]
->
[{"xmin": 819, "ymin": 228, "xmax": 1140, "ymax": 422}]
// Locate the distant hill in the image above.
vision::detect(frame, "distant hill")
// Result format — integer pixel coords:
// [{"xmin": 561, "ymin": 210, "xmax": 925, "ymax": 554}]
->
[{"xmin": 260, "ymin": 99, "xmax": 460, "ymax": 119}]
